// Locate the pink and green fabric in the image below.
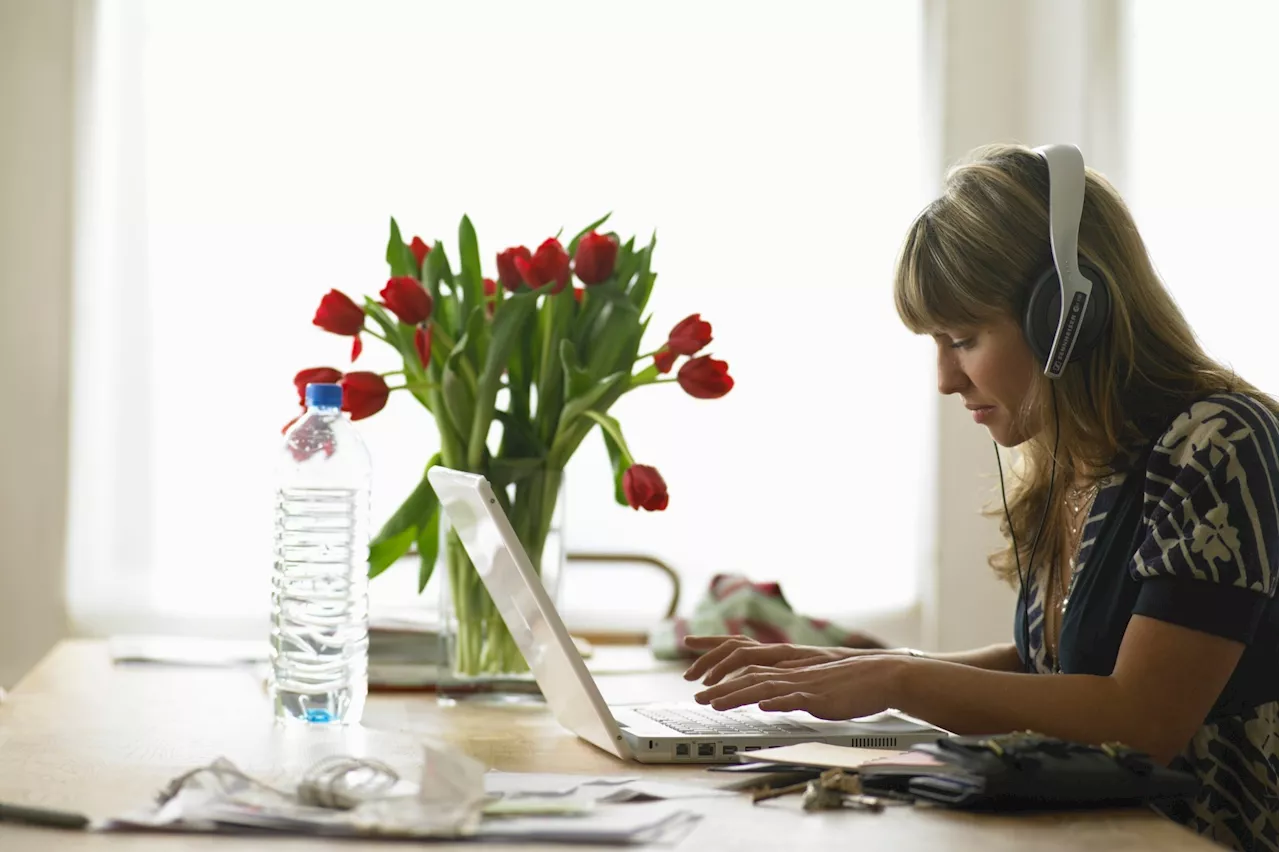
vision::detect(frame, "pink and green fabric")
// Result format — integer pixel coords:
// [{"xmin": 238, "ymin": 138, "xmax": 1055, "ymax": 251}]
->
[{"xmin": 648, "ymin": 573, "xmax": 884, "ymax": 660}]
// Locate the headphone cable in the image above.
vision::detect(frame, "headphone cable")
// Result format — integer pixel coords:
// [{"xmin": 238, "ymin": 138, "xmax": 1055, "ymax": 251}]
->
[{"xmin": 996, "ymin": 384, "xmax": 1060, "ymax": 673}]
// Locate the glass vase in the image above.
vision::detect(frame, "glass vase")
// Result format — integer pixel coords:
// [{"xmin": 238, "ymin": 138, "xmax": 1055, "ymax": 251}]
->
[{"xmin": 436, "ymin": 469, "xmax": 565, "ymax": 704}]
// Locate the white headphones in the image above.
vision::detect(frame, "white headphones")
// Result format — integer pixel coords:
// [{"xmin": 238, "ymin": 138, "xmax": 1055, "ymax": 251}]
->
[{"xmin": 1023, "ymin": 144, "xmax": 1112, "ymax": 379}]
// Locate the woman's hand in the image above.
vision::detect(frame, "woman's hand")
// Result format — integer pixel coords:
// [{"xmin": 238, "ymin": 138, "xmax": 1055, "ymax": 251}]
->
[
  {"xmin": 691, "ymin": 654, "xmax": 904, "ymax": 720},
  {"xmin": 682, "ymin": 635, "xmax": 876, "ymax": 685}
]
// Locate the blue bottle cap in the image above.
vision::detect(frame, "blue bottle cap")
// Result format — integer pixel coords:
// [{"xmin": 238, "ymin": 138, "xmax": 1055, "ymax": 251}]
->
[{"xmin": 305, "ymin": 383, "xmax": 343, "ymax": 409}]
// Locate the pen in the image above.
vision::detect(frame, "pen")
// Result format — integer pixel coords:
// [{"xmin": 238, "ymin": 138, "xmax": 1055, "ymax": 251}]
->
[{"xmin": 0, "ymin": 801, "xmax": 91, "ymax": 830}]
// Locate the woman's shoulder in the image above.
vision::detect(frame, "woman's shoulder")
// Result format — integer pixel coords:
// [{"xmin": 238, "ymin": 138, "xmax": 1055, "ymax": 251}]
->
[
  {"xmin": 1154, "ymin": 391, "xmax": 1278, "ymax": 463},
  {"xmin": 1133, "ymin": 390, "xmax": 1278, "ymax": 593}
]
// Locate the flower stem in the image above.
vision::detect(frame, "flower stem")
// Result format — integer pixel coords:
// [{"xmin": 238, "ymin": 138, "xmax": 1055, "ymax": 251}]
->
[
  {"xmin": 364, "ymin": 327, "xmax": 389, "ymax": 343},
  {"xmin": 630, "ymin": 376, "xmax": 678, "ymax": 388}
]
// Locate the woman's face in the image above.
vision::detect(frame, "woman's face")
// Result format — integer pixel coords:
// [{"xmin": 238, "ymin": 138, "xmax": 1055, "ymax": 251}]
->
[{"xmin": 933, "ymin": 315, "xmax": 1039, "ymax": 447}]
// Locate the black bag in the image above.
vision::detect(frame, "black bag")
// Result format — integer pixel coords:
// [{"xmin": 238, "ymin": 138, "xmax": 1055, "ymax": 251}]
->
[{"xmin": 858, "ymin": 731, "xmax": 1200, "ymax": 810}]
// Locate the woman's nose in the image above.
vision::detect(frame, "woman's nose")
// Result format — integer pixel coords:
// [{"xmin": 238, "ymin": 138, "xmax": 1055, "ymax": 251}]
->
[{"xmin": 937, "ymin": 350, "xmax": 969, "ymax": 396}]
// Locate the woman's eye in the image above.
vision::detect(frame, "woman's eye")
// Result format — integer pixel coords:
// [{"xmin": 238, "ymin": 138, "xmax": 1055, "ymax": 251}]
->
[{"xmin": 950, "ymin": 338, "xmax": 974, "ymax": 350}]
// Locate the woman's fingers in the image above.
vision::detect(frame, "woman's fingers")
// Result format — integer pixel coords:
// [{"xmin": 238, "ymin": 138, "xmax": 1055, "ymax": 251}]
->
[
  {"xmin": 694, "ymin": 669, "xmax": 801, "ymax": 704},
  {"xmin": 682, "ymin": 635, "xmax": 746, "ymax": 649},
  {"xmin": 700, "ymin": 678, "xmax": 800, "ymax": 711},
  {"xmin": 681, "ymin": 636, "xmax": 758, "ymax": 681},
  {"xmin": 699, "ymin": 645, "xmax": 796, "ymax": 686},
  {"xmin": 758, "ymin": 692, "xmax": 813, "ymax": 713}
]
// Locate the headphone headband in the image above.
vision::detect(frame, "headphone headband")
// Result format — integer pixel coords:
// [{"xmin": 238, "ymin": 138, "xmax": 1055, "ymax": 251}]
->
[{"xmin": 1032, "ymin": 144, "xmax": 1094, "ymax": 379}]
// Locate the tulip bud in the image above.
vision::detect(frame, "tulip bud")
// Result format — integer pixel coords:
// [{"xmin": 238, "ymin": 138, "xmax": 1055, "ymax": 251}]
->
[
  {"xmin": 622, "ymin": 464, "xmax": 669, "ymax": 511},
  {"xmin": 573, "ymin": 231, "xmax": 618, "ymax": 286}
]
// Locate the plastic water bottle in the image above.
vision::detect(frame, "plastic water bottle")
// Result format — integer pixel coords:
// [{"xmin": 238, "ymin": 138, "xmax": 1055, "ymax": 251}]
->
[{"xmin": 271, "ymin": 383, "xmax": 371, "ymax": 724}]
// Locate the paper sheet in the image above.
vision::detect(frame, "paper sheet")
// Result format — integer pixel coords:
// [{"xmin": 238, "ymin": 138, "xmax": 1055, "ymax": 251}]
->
[
  {"xmin": 739, "ymin": 743, "xmax": 908, "ymax": 770},
  {"xmin": 484, "ymin": 772, "xmax": 733, "ymax": 803},
  {"xmin": 106, "ymin": 759, "xmax": 706, "ymax": 844}
]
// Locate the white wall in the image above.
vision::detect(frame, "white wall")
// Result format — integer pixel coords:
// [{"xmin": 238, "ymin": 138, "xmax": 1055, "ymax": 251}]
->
[{"xmin": 0, "ymin": 0, "xmax": 76, "ymax": 688}]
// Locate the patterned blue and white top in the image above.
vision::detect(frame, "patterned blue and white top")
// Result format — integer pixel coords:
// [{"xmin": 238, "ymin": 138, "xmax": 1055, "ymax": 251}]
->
[{"xmin": 1014, "ymin": 392, "xmax": 1278, "ymax": 852}]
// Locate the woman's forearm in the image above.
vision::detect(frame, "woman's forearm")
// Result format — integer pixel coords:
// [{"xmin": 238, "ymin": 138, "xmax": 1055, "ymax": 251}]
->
[
  {"xmin": 886, "ymin": 657, "xmax": 1169, "ymax": 761},
  {"xmin": 908, "ymin": 642, "xmax": 1022, "ymax": 672}
]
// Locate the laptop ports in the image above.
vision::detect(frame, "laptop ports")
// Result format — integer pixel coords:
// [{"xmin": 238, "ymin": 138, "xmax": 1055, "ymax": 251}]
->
[
  {"xmin": 697, "ymin": 743, "xmax": 716, "ymax": 757},
  {"xmin": 722, "ymin": 745, "xmax": 738, "ymax": 756},
  {"xmin": 675, "ymin": 743, "xmax": 691, "ymax": 757}
]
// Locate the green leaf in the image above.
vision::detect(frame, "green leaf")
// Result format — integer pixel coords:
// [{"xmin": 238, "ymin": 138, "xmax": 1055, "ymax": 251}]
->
[
  {"xmin": 559, "ymin": 338, "xmax": 594, "ymax": 400},
  {"xmin": 493, "ymin": 409, "xmax": 547, "ymax": 457},
  {"xmin": 386, "ymin": 217, "xmax": 417, "ymax": 279},
  {"xmin": 468, "ymin": 291, "xmax": 538, "ymax": 469},
  {"xmin": 624, "ymin": 315, "xmax": 651, "ymax": 371},
  {"xmin": 506, "ymin": 317, "xmax": 535, "ymax": 427},
  {"xmin": 584, "ymin": 410, "xmax": 633, "ymax": 506},
  {"xmin": 368, "ymin": 454, "xmax": 441, "ymax": 578},
  {"xmin": 442, "ymin": 337, "xmax": 476, "ymax": 443},
  {"xmin": 362, "ymin": 297, "xmax": 400, "ymax": 343},
  {"xmin": 369, "ymin": 526, "xmax": 416, "ymax": 580},
  {"xmin": 629, "ymin": 233, "xmax": 657, "ymax": 313},
  {"xmin": 610, "ymin": 236, "xmax": 639, "ymax": 288},
  {"xmin": 463, "ymin": 302, "xmax": 488, "ymax": 382},
  {"xmin": 426, "ymin": 243, "xmax": 457, "ymax": 334},
  {"xmin": 416, "ymin": 507, "xmax": 440, "ymax": 593},
  {"xmin": 533, "ymin": 289, "xmax": 575, "ymax": 443},
  {"xmin": 488, "ymin": 457, "xmax": 545, "ymax": 488},
  {"xmin": 566, "ymin": 213, "xmax": 613, "ymax": 257},
  {"xmin": 632, "ymin": 362, "xmax": 660, "ymax": 384},
  {"xmin": 546, "ymin": 374, "xmax": 630, "ymax": 469},
  {"xmin": 457, "ymin": 215, "xmax": 485, "ymax": 336},
  {"xmin": 586, "ymin": 297, "xmax": 643, "ymax": 381},
  {"xmin": 559, "ymin": 371, "xmax": 628, "ymax": 432}
]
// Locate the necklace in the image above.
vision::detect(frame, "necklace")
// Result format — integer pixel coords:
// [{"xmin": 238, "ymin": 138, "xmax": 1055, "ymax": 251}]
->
[
  {"xmin": 1046, "ymin": 476, "xmax": 1107, "ymax": 670},
  {"xmin": 1062, "ymin": 478, "xmax": 1104, "ymax": 588}
]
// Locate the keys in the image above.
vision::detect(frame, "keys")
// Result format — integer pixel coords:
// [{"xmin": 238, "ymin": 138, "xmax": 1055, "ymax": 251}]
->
[{"xmin": 751, "ymin": 769, "xmax": 887, "ymax": 812}]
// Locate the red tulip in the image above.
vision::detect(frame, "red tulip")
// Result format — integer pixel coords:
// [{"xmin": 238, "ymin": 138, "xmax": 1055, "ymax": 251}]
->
[
  {"xmin": 515, "ymin": 238, "xmax": 571, "ymax": 294},
  {"xmin": 409, "ymin": 236, "xmax": 430, "ymax": 268},
  {"xmin": 573, "ymin": 285, "xmax": 585, "ymax": 304},
  {"xmin": 667, "ymin": 313, "xmax": 712, "ymax": 356},
  {"xmin": 414, "ymin": 326, "xmax": 431, "ymax": 368},
  {"xmin": 483, "ymin": 277, "xmax": 498, "ymax": 316},
  {"xmin": 654, "ymin": 348, "xmax": 677, "ymax": 374},
  {"xmin": 313, "ymin": 289, "xmax": 365, "ymax": 360},
  {"xmin": 677, "ymin": 355, "xmax": 734, "ymax": 399},
  {"xmin": 623, "ymin": 464, "xmax": 669, "ymax": 512},
  {"xmin": 340, "ymin": 371, "xmax": 391, "ymax": 421},
  {"xmin": 380, "ymin": 276, "xmax": 433, "ymax": 325},
  {"xmin": 573, "ymin": 231, "xmax": 618, "ymax": 285},
  {"xmin": 292, "ymin": 366, "xmax": 344, "ymax": 405},
  {"xmin": 497, "ymin": 246, "xmax": 532, "ymax": 293}
]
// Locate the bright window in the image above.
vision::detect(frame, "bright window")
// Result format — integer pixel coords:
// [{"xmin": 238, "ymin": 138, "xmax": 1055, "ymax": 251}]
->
[
  {"xmin": 1122, "ymin": 0, "xmax": 1279, "ymax": 396},
  {"xmin": 70, "ymin": 0, "xmax": 930, "ymax": 633}
]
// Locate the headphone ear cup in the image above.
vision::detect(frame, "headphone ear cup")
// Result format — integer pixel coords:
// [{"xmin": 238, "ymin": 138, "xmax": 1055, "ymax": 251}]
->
[
  {"xmin": 1021, "ymin": 261, "xmax": 1111, "ymax": 365},
  {"xmin": 1022, "ymin": 266, "xmax": 1061, "ymax": 364}
]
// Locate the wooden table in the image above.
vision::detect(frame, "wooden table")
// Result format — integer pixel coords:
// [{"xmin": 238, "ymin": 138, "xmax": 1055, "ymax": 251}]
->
[{"xmin": 0, "ymin": 640, "xmax": 1217, "ymax": 851}]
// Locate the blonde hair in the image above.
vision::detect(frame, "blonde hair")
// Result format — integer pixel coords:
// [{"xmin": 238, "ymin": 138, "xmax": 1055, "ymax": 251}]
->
[{"xmin": 894, "ymin": 143, "xmax": 1277, "ymax": 584}]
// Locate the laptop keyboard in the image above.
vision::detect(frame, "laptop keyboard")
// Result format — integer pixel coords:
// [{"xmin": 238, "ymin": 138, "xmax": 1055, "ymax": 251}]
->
[{"xmin": 633, "ymin": 705, "xmax": 817, "ymax": 737}]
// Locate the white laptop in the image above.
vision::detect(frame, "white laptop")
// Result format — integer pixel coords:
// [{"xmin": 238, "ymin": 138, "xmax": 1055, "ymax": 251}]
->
[{"xmin": 428, "ymin": 467, "xmax": 946, "ymax": 764}]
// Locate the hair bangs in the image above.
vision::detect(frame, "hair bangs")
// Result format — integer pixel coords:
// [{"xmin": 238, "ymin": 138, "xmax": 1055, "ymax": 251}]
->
[{"xmin": 893, "ymin": 207, "xmax": 1001, "ymax": 335}]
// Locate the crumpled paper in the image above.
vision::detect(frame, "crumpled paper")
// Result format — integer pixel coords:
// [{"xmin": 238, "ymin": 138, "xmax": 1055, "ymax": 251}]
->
[{"xmin": 108, "ymin": 742, "xmax": 488, "ymax": 838}]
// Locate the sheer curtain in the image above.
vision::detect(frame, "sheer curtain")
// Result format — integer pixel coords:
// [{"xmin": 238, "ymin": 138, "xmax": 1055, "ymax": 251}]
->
[
  {"xmin": 1121, "ymin": 0, "xmax": 1279, "ymax": 396},
  {"xmin": 67, "ymin": 0, "xmax": 931, "ymax": 637}
]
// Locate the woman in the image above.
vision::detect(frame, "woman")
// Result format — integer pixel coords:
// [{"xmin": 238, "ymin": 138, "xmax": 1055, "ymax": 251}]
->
[{"xmin": 684, "ymin": 144, "xmax": 1277, "ymax": 852}]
